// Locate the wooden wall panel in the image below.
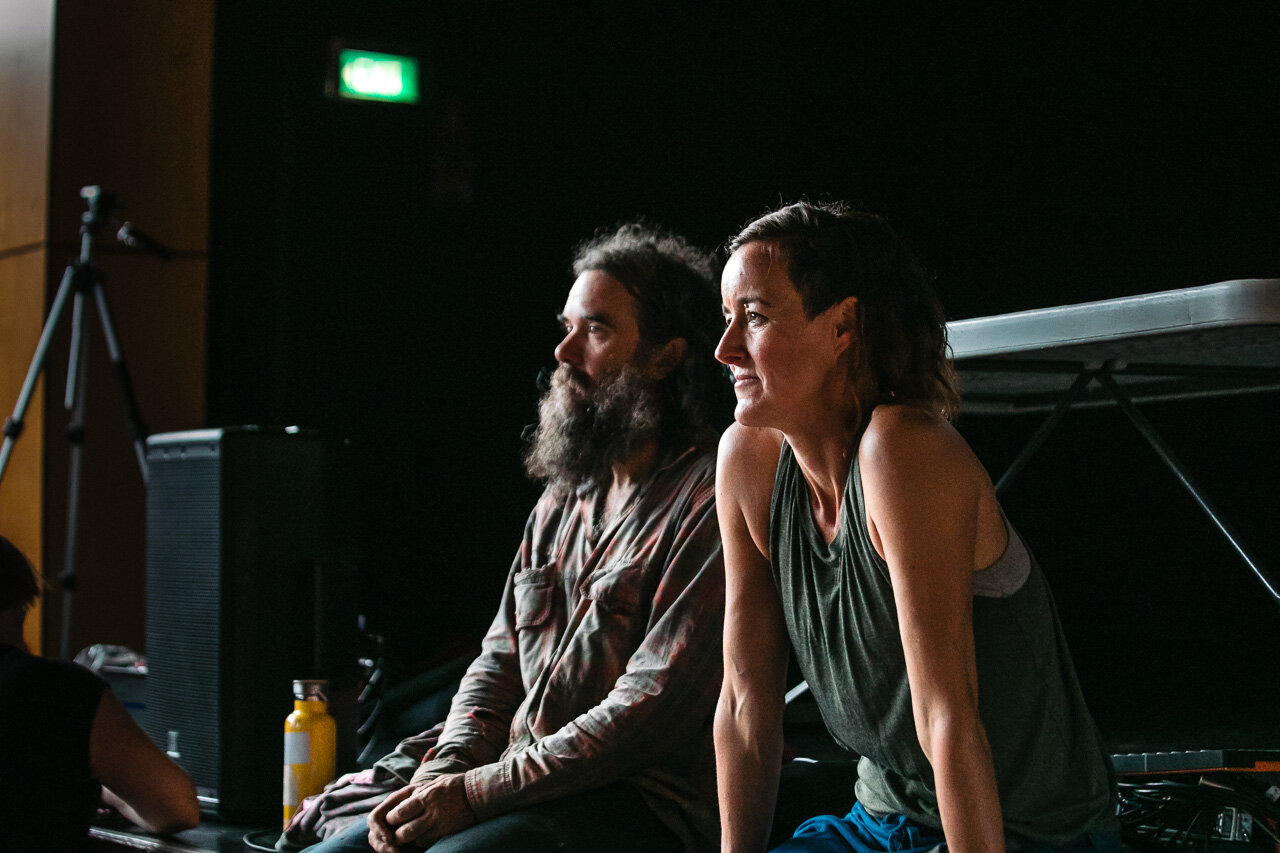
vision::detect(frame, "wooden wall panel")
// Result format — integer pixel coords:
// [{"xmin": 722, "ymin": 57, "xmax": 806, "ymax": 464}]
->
[
  {"xmin": 0, "ymin": 0, "xmax": 217, "ymax": 656},
  {"xmin": 0, "ymin": 250, "xmax": 48, "ymax": 654},
  {"xmin": 36, "ymin": 0, "xmax": 214, "ymax": 656},
  {"xmin": 48, "ymin": 0, "xmax": 213, "ymax": 254},
  {"xmin": 0, "ymin": 0, "xmax": 55, "ymax": 654},
  {"xmin": 0, "ymin": 0, "xmax": 52, "ymax": 251}
]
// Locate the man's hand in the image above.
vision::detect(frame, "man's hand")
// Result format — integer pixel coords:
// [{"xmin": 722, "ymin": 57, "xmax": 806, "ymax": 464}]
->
[{"xmin": 367, "ymin": 774, "xmax": 476, "ymax": 852}]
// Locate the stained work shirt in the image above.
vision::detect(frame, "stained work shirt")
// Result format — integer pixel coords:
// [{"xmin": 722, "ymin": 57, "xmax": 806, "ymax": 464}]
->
[{"xmin": 417, "ymin": 446, "xmax": 725, "ymax": 852}]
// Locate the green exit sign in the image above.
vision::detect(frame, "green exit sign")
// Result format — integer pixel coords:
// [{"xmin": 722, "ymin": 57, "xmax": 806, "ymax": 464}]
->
[{"xmin": 333, "ymin": 49, "xmax": 420, "ymax": 104}]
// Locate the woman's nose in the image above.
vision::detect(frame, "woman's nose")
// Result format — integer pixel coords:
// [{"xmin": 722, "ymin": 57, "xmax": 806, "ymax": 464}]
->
[{"xmin": 715, "ymin": 321, "xmax": 741, "ymax": 365}]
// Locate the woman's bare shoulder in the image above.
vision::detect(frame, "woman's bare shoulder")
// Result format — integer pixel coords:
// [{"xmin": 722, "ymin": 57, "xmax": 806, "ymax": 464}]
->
[
  {"xmin": 717, "ymin": 423, "xmax": 785, "ymax": 522},
  {"xmin": 860, "ymin": 403, "xmax": 992, "ymax": 509},
  {"xmin": 716, "ymin": 423, "xmax": 785, "ymax": 560},
  {"xmin": 717, "ymin": 422, "xmax": 786, "ymax": 473},
  {"xmin": 862, "ymin": 403, "xmax": 964, "ymax": 460}
]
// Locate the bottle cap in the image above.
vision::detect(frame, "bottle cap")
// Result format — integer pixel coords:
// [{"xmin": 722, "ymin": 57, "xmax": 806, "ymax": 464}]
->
[{"xmin": 293, "ymin": 679, "xmax": 328, "ymax": 701}]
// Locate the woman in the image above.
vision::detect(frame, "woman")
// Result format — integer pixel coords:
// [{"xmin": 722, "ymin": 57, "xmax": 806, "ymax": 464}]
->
[{"xmin": 712, "ymin": 202, "xmax": 1121, "ymax": 852}]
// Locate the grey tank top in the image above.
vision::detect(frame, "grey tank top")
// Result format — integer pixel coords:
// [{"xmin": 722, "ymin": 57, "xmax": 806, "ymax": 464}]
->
[{"xmin": 770, "ymin": 441, "xmax": 1118, "ymax": 845}]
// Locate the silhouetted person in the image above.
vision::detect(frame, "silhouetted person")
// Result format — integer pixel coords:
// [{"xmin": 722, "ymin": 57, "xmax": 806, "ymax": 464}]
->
[{"xmin": 0, "ymin": 534, "xmax": 200, "ymax": 851}]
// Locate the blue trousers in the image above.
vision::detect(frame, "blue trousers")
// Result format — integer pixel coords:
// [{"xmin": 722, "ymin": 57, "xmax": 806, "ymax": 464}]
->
[
  {"xmin": 771, "ymin": 803, "xmax": 1127, "ymax": 852},
  {"xmin": 301, "ymin": 782, "xmax": 682, "ymax": 853}
]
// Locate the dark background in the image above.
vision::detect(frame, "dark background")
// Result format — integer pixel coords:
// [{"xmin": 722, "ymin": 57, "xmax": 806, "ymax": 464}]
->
[{"xmin": 204, "ymin": 2, "xmax": 1280, "ymax": 753}]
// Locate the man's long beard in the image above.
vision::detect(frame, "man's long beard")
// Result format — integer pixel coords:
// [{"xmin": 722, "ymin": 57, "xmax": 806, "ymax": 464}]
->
[{"xmin": 522, "ymin": 362, "xmax": 665, "ymax": 495}]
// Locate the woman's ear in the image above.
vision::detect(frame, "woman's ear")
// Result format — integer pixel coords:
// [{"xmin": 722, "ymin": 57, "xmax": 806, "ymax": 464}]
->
[
  {"xmin": 647, "ymin": 337, "xmax": 688, "ymax": 380},
  {"xmin": 833, "ymin": 297, "xmax": 860, "ymax": 353}
]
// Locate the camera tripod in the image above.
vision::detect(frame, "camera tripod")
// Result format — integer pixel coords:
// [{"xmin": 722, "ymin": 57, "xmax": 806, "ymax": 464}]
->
[{"xmin": 0, "ymin": 186, "xmax": 167, "ymax": 659}]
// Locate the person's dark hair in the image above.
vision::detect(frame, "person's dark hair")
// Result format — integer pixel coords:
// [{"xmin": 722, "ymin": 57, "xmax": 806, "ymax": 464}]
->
[
  {"xmin": 0, "ymin": 535, "xmax": 40, "ymax": 614},
  {"xmin": 729, "ymin": 201, "xmax": 962, "ymax": 420},
  {"xmin": 573, "ymin": 222, "xmax": 729, "ymax": 447}
]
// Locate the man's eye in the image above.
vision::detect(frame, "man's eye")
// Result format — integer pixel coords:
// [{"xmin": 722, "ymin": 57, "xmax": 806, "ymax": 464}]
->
[{"xmin": 747, "ymin": 311, "xmax": 765, "ymax": 324}]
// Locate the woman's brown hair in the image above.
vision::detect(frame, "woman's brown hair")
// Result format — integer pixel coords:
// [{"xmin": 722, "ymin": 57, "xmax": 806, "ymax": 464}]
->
[{"xmin": 729, "ymin": 201, "xmax": 962, "ymax": 422}]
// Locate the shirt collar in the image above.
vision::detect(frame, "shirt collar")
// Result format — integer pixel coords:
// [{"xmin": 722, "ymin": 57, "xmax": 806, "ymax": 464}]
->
[{"xmin": 573, "ymin": 443, "xmax": 699, "ymax": 501}]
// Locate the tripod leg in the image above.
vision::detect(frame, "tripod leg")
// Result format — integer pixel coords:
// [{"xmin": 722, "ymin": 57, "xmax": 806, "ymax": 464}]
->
[
  {"xmin": 66, "ymin": 286, "xmax": 88, "ymax": 410},
  {"xmin": 91, "ymin": 278, "xmax": 150, "ymax": 483},
  {"xmin": 60, "ymin": 309, "xmax": 90, "ymax": 660},
  {"xmin": 0, "ymin": 264, "xmax": 78, "ymax": 485}
]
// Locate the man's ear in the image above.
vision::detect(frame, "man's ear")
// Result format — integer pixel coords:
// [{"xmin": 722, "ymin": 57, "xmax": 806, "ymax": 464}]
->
[{"xmin": 647, "ymin": 337, "xmax": 688, "ymax": 380}]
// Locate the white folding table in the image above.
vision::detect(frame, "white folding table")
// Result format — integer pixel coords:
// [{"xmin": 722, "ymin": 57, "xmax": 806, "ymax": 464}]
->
[{"xmin": 947, "ymin": 278, "xmax": 1280, "ymax": 606}]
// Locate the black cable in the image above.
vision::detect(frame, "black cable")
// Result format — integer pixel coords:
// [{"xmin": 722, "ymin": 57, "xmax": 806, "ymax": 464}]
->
[
  {"xmin": 241, "ymin": 828, "xmax": 281, "ymax": 851},
  {"xmin": 1117, "ymin": 774, "xmax": 1280, "ymax": 850}
]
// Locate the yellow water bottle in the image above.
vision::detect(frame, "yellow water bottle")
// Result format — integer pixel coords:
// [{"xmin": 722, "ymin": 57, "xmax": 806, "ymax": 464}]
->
[{"xmin": 283, "ymin": 678, "xmax": 336, "ymax": 828}]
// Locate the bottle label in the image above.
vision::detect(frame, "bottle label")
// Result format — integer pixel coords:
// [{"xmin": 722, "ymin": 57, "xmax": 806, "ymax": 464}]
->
[
  {"xmin": 284, "ymin": 765, "xmax": 300, "ymax": 808},
  {"xmin": 284, "ymin": 730, "xmax": 311, "ymax": 764}
]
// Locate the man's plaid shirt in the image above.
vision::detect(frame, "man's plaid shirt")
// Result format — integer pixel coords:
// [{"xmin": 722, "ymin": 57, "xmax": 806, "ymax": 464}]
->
[{"xmin": 414, "ymin": 445, "xmax": 725, "ymax": 851}]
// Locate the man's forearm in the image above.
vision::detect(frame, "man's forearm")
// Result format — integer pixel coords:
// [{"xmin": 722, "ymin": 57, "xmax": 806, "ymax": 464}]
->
[
  {"xmin": 714, "ymin": 686, "xmax": 784, "ymax": 853},
  {"xmin": 422, "ymin": 580, "xmax": 528, "ymax": 775},
  {"xmin": 461, "ymin": 637, "xmax": 723, "ymax": 820},
  {"xmin": 411, "ymin": 752, "xmax": 475, "ymax": 786},
  {"xmin": 462, "ymin": 535, "xmax": 725, "ymax": 821}
]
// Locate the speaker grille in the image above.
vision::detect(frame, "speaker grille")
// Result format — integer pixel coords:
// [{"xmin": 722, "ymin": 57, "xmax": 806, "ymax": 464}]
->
[{"xmin": 144, "ymin": 440, "xmax": 223, "ymax": 792}]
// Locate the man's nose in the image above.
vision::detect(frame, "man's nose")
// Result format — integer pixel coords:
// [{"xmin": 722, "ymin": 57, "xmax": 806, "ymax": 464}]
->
[{"xmin": 554, "ymin": 330, "xmax": 581, "ymax": 366}]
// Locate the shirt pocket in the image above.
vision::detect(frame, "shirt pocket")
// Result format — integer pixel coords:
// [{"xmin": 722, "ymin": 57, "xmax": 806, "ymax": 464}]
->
[
  {"xmin": 513, "ymin": 565, "xmax": 555, "ymax": 629},
  {"xmin": 582, "ymin": 558, "xmax": 645, "ymax": 616}
]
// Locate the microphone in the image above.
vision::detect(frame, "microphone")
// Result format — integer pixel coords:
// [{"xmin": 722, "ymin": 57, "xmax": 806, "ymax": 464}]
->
[{"xmin": 116, "ymin": 222, "xmax": 173, "ymax": 260}]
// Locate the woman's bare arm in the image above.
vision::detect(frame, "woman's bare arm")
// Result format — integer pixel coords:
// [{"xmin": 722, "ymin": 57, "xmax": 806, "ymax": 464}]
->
[
  {"xmin": 714, "ymin": 425, "xmax": 791, "ymax": 853},
  {"xmin": 91, "ymin": 689, "xmax": 200, "ymax": 834},
  {"xmin": 860, "ymin": 407, "xmax": 1005, "ymax": 853}
]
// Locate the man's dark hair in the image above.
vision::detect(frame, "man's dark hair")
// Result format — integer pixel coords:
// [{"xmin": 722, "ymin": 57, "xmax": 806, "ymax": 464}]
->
[
  {"xmin": 729, "ymin": 201, "xmax": 962, "ymax": 420},
  {"xmin": 573, "ymin": 222, "xmax": 728, "ymax": 447},
  {"xmin": 0, "ymin": 535, "xmax": 40, "ymax": 614}
]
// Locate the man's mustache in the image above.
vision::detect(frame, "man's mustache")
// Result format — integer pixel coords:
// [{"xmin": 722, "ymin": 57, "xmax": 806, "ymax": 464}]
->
[{"xmin": 546, "ymin": 363, "xmax": 592, "ymax": 394}]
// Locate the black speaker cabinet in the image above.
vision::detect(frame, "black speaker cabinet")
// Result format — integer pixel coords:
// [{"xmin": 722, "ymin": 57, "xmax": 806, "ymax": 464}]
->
[{"xmin": 144, "ymin": 427, "xmax": 352, "ymax": 823}]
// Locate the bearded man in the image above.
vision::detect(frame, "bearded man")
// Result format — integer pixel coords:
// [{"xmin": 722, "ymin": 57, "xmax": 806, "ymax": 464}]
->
[{"xmin": 297, "ymin": 224, "xmax": 728, "ymax": 853}]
